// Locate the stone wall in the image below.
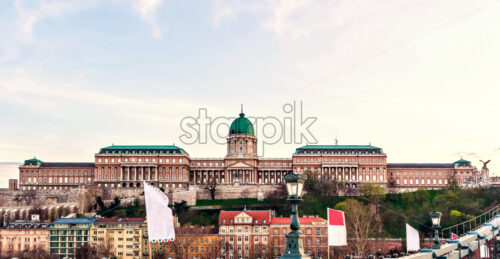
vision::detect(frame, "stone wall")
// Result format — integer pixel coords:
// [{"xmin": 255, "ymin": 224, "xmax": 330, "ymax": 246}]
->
[
  {"xmin": 0, "ymin": 183, "xmax": 285, "ymax": 213},
  {"xmin": 193, "ymin": 184, "xmax": 284, "ymax": 201},
  {"xmin": 0, "ymin": 188, "xmax": 79, "ymax": 207}
]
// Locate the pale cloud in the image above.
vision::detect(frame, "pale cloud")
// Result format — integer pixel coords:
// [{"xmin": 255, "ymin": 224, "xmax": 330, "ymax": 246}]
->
[
  {"xmin": 0, "ymin": 41, "xmax": 19, "ymax": 63},
  {"xmin": 13, "ymin": 0, "xmax": 165, "ymax": 39},
  {"xmin": 14, "ymin": 0, "xmax": 93, "ymax": 41},
  {"xmin": 212, "ymin": 0, "xmax": 266, "ymax": 27},
  {"xmin": 132, "ymin": 0, "xmax": 165, "ymax": 38},
  {"xmin": 0, "ymin": 68, "xmax": 195, "ymax": 123}
]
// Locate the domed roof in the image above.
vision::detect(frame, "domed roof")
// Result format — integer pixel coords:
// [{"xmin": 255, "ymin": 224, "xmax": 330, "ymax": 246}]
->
[{"xmin": 229, "ymin": 112, "xmax": 254, "ymax": 135}]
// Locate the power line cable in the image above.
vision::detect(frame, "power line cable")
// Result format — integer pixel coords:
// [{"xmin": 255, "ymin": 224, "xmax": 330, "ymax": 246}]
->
[{"xmin": 295, "ymin": 0, "xmax": 500, "ymax": 92}]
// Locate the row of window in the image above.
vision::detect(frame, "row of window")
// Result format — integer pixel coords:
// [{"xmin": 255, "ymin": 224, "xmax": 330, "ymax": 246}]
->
[
  {"xmin": 296, "ymin": 157, "xmax": 384, "ymax": 163},
  {"xmin": 97, "ymin": 157, "xmax": 183, "ymax": 163},
  {"xmin": 296, "ymin": 167, "xmax": 385, "ymax": 173},
  {"xmin": 298, "ymin": 150, "xmax": 381, "ymax": 155},
  {"xmin": 395, "ymin": 178, "xmax": 452, "ymax": 185},
  {"xmin": 22, "ymin": 170, "xmax": 92, "ymax": 176},
  {"xmin": 97, "ymin": 173, "xmax": 183, "ymax": 181},
  {"xmin": 22, "ymin": 177, "xmax": 92, "ymax": 184},
  {"xmin": 98, "ymin": 167, "xmax": 182, "ymax": 173}
]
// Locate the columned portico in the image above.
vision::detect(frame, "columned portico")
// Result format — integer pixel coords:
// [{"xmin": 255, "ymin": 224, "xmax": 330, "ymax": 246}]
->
[{"xmin": 119, "ymin": 165, "xmax": 158, "ymax": 187}]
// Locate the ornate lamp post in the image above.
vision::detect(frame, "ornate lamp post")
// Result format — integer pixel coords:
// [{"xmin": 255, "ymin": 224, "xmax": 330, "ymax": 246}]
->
[
  {"xmin": 430, "ymin": 212, "xmax": 442, "ymax": 249},
  {"xmin": 281, "ymin": 173, "xmax": 311, "ymax": 259}
]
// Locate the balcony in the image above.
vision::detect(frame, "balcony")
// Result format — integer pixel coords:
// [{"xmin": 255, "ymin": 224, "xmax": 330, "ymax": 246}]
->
[
  {"xmin": 321, "ymin": 161, "xmax": 359, "ymax": 166},
  {"xmin": 121, "ymin": 162, "xmax": 158, "ymax": 167}
]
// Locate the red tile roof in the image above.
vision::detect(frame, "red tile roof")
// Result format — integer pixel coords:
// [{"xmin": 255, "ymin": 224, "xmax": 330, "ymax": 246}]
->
[
  {"xmin": 219, "ymin": 210, "xmax": 271, "ymax": 225},
  {"xmin": 95, "ymin": 218, "xmax": 145, "ymax": 223},
  {"xmin": 270, "ymin": 216, "xmax": 326, "ymax": 225}
]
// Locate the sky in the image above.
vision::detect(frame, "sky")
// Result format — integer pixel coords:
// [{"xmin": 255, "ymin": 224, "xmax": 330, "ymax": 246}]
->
[{"xmin": 1, "ymin": 0, "xmax": 500, "ymax": 187}]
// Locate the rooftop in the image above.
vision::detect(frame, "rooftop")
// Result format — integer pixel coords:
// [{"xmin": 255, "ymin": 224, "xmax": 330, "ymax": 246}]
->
[
  {"xmin": 270, "ymin": 216, "xmax": 326, "ymax": 225},
  {"xmin": 95, "ymin": 218, "xmax": 145, "ymax": 223},
  {"xmin": 219, "ymin": 210, "xmax": 271, "ymax": 225},
  {"xmin": 40, "ymin": 162, "xmax": 95, "ymax": 168},
  {"xmin": 98, "ymin": 145, "xmax": 185, "ymax": 154},
  {"xmin": 4, "ymin": 221, "xmax": 51, "ymax": 229},
  {"xmin": 295, "ymin": 144, "xmax": 384, "ymax": 154},
  {"xmin": 387, "ymin": 163, "xmax": 455, "ymax": 169},
  {"xmin": 22, "ymin": 158, "xmax": 94, "ymax": 168},
  {"xmin": 52, "ymin": 218, "xmax": 98, "ymax": 224}
]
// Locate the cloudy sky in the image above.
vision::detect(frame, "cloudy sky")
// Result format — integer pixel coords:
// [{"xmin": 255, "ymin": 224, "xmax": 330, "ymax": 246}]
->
[{"xmin": 1, "ymin": 0, "xmax": 500, "ymax": 186}]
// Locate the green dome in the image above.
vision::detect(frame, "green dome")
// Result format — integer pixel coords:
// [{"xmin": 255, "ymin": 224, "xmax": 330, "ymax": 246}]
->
[{"xmin": 229, "ymin": 112, "xmax": 254, "ymax": 135}]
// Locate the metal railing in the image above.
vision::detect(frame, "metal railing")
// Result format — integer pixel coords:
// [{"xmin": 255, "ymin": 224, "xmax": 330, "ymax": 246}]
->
[{"xmin": 440, "ymin": 204, "xmax": 500, "ymax": 240}]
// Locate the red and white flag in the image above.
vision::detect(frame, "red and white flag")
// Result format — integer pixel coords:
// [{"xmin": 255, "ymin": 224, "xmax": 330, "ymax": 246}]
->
[
  {"xmin": 451, "ymin": 233, "xmax": 459, "ymax": 240},
  {"xmin": 327, "ymin": 208, "xmax": 347, "ymax": 246}
]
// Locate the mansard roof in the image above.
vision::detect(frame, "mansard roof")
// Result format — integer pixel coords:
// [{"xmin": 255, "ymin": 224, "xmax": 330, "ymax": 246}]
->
[
  {"xmin": 95, "ymin": 218, "xmax": 145, "ymax": 223},
  {"xmin": 219, "ymin": 210, "xmax": 271, "ymax": 225},
  {"xmin": 387, "ymin": 163, "xmax": 454, "ymax": 169},
  {"xmin": 22, "ymin": 158, "xmax": 94, "ymax": 168},
  {"xmin": 98, "ymin": 145, "xmax": 185, "ymax": 154},
  {"xmin": 270, "ymin": 216, "xmax": 326, "ymax": 225},
  {"xmin": 5, "ymin": 221, "xmax": 51, "ymax": 229},
  {"xmin": 295, "ymin": 145, "xmax": 383, "ymax": 154},
  {"xmin": 52, "ymin": 218, "xmax": 98, "ymax": 224},
  {"xmin": 41, "ymin": 162, "xmax": 95, "ymax": 168}
]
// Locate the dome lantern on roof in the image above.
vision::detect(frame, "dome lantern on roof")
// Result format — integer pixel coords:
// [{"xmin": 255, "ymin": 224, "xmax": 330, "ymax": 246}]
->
[{"xmin": 229, "ymin": 109, "xmax": 254, "ymax": 135}]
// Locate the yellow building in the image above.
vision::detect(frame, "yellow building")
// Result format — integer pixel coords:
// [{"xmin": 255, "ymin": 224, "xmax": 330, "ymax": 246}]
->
[
  {"xmin": 90, "ymin": 218, "xmax": 145, "ymax": 259},
  {"xmin": 142, "ymin": 223, "xmax": 221, "ymax": 259},
  {"xmin": 0, "ymin": 220, "xmax": 50, "ymax": 257}
]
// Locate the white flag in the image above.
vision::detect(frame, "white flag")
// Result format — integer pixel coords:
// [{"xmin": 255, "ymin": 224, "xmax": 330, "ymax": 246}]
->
[
  {"xmin": 480, "ymin": 244, "xmax": 489, "ymax": 258},
  {"xmin": 406, "ymin": 223, "xmax": 420, "ymax": 252},
  {"xmin": 327, "ymin": 208, "xmax": 347, "ymax": 246},
  {"xmin": 144, "ymin": 181, "xmax": 175, "ymax": 243}
]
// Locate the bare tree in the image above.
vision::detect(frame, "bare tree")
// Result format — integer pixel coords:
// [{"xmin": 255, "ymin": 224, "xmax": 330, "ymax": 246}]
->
[
  {"xmin": 241, "ymin": 189, "xmax": 250, "ymax": 201},
  {"xmin": 265, "ymin": 242, "xmax": 276, "ymax": 259},
  {"xmin": 12, "ymin": 190, "xmax": 37, "ymax": 206},
  {"xmin": 342, "ymin": 199, "xmax": 377, "ymax": 256},
  {"xmin": 361, "ymin": 183, "xmax": 384, "ymax": 213},
  {"xmin": 206, "ymin": 238, "xmax": 223, "ymax": 259},
  {"xmin": 75, "ymin": 244, "xmax": 98, "ymax": 259},
  {"xmin": 204, "ymin": 178, "xmax": 219, "ymax": 201}
]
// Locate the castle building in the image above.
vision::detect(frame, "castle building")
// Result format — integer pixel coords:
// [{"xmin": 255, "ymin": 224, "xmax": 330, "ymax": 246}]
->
[
  {"xmin": 19, "ymin": 158, "xmax": 94, "ymax": 190},
  {"xmin": 17, "ymin": 110, "xmax": 481, "ymax": 191}
]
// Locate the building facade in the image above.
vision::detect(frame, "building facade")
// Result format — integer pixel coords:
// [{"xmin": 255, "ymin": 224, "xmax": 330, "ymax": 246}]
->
[
  {"xmin": 89, "ymin": 218, "xmax": 144, "ymax": 259},
  {"xmin": 18, "ymin": 110, "xmax": 483, "ymax": 191},
  {"xmin": 387, "ymin": 159, "xmax": 476, "ymax": 189},
  {"xmin": 218, "ymin": 210, "xmax": 328, "ymax": 259},
  {"xmin": 269, "ymin": 216, "xmax": 327, "ymax": 258},
  {"xmin": 219, "ymin": 210, "xmax": 272, "ymax": 259},
  {"xmin": 19, "ymin": 158, "xmax": 94, "ymax": 190},
  {"xmin": 0, "ymin": 220, "xmax": 50, "ymax": 256},
  {"xmin": 49, "ymin": 218, "xmax": 97, "ymax": 258}
]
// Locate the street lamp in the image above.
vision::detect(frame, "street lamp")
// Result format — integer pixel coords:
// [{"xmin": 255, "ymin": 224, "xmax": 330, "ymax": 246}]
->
[
  {"xmin": 281, "ymin": 173, "xmax": 311, "ymax": 259},
  {"xmin": 430, "ymin": 212, "xmax": 442, "ymax": 249}
]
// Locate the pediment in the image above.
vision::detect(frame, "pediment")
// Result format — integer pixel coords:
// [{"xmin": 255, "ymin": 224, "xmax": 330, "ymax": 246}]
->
[{"xmin": 228, "ymin": 162, "xmax": 253, "ymax": 168}]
